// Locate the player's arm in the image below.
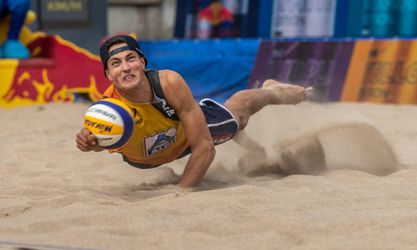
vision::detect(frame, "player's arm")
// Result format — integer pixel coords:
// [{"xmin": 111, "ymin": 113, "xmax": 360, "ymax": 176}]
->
[
  {"xmin": 162, "ymin": 70, "xmax": 215, "ymax": 188},
  {"xmin": 76, "ymin": 128, "xmax": 103, "ymax": 152}
]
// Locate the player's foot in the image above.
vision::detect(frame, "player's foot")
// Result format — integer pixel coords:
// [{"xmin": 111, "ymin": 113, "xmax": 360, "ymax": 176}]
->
[{"xmin": 262, "ymin": 79, "xmax": 307, "ymax": 105}]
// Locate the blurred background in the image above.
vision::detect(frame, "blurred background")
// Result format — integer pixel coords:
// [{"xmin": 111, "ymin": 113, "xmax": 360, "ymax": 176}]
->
[{"xmin": 1, "ymin": 0, "xmax": 417, "ymax": 108}]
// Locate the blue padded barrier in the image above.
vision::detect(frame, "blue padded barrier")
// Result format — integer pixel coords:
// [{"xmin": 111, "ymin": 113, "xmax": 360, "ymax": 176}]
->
[{"xmin": 140, "ymin": 39, "xmax": 260, "ymax": 103}]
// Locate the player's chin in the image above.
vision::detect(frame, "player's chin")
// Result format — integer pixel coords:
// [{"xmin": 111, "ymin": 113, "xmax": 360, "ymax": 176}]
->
[{"xmin": 119, "ymin": 80, "xmax": 139, "ymax": 90}]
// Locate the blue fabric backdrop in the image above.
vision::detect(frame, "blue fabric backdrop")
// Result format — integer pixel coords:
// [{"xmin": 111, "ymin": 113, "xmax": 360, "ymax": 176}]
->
[{"xmin": 140, "ymin": 39, "xmax": 260, "ymax": 103}]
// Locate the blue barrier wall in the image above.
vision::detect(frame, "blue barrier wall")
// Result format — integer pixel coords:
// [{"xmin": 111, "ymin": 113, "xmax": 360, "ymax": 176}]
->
[{"xmin": 140, "ymin": 39, "xmax": 260, "ymax": 103}]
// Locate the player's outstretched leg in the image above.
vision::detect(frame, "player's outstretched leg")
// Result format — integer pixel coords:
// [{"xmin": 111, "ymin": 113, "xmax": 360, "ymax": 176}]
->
[{"xmin": 225, "ymin": 79, "xmax": 307, "ymax": 130}]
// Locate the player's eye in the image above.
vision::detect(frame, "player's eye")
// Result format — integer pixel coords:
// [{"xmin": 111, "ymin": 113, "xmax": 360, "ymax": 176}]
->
[{"xmin": 111, "ymin": 61, "xmax": 121, "ymax": 67}]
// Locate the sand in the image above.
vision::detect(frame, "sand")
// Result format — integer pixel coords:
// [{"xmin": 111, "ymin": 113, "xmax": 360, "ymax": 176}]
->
[{"xmin": 1, "ymin": 101, "xmax": 417, "ymax": 250}]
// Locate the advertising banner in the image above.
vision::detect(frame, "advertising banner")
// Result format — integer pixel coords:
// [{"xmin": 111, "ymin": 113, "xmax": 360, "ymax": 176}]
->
[
  {"xmin": 271, "ymin": 0, "xmax": 336, "ymax": 38},
  {"xmin": 252, "ymin": 38, "xmax": 417, "ymax": 104},
  {"xmin": 342, "ymin": 39, "xmax": 417, "ymax": 104},
  {"xmin": 249, "ymin": 40, "xmax": 354, "ymax": 101}
]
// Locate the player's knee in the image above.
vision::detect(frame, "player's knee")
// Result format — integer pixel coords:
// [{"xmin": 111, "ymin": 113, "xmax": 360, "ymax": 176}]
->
[
  {"xmin": 235, "ymin": 112, "xmax": 250, "ymax": 131},
  {"xmin": 225, "ymin": 90, "xmax": 248, "ymax": 105}
]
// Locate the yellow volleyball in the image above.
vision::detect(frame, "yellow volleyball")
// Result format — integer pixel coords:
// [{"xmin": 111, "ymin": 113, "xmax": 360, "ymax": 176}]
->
[{"xmin": 84, "ymin": 98, "xmax": 134, "ymax": 149}]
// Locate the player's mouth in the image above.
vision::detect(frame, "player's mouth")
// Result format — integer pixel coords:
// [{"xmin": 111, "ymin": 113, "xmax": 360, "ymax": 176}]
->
[{"xmin": 122, "ymin": 74, "xmax": 136, "ymax": 81}]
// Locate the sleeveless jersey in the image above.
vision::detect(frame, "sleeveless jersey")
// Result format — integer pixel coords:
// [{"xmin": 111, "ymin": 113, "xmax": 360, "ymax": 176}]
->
[{"xmin": 102, "ymin": 70, "xmax": 189, "ymax": 166}]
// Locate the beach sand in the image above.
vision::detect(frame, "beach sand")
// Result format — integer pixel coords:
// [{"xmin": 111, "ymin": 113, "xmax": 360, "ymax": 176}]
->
[{"xmin": 1, "ymin": 101, "xmax": 417, "ymax": 250}]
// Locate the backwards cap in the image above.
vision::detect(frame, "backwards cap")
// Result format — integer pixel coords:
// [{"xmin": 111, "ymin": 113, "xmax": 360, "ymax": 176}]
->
[{"xmin": 99, "ymin": 35, "xmax": 148, "ymax": 71}]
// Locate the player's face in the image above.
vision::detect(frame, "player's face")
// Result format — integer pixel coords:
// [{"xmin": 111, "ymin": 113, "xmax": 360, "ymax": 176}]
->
[{"xmin": 106, "ymin": 43, "xmax": 146, "ymax": 92}]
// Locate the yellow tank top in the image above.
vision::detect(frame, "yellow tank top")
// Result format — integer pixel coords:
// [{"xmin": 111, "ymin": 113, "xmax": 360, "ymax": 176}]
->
[{"xmin": 102, "ymin": 81, "xmax": 189, "ymax": 166}]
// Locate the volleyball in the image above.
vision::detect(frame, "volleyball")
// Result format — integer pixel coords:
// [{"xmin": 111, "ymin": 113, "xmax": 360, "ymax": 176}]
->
[{"xmin": 83, "ymin": 98, "xmax": 134, "ymax": 149}]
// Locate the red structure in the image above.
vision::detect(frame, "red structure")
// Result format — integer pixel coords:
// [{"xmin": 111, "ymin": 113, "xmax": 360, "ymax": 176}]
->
[{"xmin": 0, "ymin": 33, "xmax": 111, "ymax": 108}]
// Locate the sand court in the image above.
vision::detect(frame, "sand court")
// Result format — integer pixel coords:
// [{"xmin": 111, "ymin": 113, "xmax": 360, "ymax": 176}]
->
[{"xmin": 1, "ymin": 101, "xmax": 417, "ymax": 249}]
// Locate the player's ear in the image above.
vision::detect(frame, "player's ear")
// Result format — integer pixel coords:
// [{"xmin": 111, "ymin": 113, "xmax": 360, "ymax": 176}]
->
[
  {"xmin": 140, "ymin": 57, "xmax": 146, "ymax": 66},
  {"xmin": 105, "ymin": 69, "xmax": 111, "ymax": 80}
]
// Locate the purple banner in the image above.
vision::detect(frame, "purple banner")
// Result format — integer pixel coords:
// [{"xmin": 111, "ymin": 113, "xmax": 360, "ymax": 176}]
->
[{"xmin": 249, "ymin": 40, "xmax": 354, "ymax": 101}]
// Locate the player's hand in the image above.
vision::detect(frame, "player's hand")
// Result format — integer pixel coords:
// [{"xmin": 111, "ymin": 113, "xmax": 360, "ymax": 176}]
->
[{"xmin": 76, "ymin": 128, "xmax": 103, "ymax": 152}]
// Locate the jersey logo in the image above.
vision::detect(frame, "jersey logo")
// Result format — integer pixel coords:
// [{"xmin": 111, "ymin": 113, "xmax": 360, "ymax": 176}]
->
[{"xmin": 144, "ymin": 128, "xmax": 177, "ymax": 156}]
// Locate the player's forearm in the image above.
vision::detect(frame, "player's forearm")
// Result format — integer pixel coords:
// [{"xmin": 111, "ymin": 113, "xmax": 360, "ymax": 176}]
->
[{"xmin": 178, "ymin": 142, "xmax": 215, "ymax": 188}]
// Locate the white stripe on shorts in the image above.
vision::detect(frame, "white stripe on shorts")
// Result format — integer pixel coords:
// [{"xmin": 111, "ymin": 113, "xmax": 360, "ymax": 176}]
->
[{"xmin": 207, "ymin": 118, "xmax": 237, "ymax": 128}]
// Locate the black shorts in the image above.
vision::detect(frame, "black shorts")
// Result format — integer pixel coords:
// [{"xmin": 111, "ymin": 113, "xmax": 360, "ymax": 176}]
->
[
  {"xmin": 199, "ymin": 98, "xmax": 239, "ymax": 145},
  {"xmin": 124, "ymin": 98, "xmax": 239, "ymax": 169}
]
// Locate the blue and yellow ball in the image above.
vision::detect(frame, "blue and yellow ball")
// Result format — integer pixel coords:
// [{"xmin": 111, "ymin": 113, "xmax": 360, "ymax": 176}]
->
[{"xmin": 83, "ymin": 98, "xmax": 134, "ymax": 149}]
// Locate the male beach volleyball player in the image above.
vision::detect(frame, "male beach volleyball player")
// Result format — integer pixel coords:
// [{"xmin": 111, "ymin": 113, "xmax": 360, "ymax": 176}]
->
[{"xmin": 75, "ymin": 35, "xmax": 308, "ymax": 188}]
